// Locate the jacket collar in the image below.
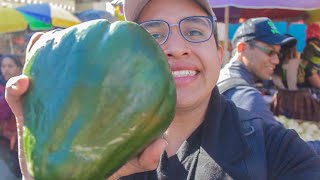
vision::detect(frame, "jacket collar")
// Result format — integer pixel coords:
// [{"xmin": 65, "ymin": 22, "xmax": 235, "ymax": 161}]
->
[
  {"xmin": 220, "ymin": 58, "xmax": 256, "ymax": 86},
  {"xmin": 199, "ymin": 87, "xmax": 250, "ymax": 178}
]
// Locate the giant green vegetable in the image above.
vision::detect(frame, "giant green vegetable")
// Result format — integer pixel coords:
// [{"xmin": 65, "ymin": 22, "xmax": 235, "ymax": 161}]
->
[{"xmin": 22, "ymin": 19, "xmax": 176, "ymax": 180}]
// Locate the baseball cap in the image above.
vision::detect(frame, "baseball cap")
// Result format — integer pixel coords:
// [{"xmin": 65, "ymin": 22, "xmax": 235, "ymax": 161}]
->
[
  {"xmin": 231, "ymin": 17, "xmax": 295, "ymax": 48},
  {"xmin": 124, "ymin": 0, "xmax": 215, "ymax": 22},
  {"xmin": 282, "ymin": 34, "xmax": 297, "ymax": 48}
]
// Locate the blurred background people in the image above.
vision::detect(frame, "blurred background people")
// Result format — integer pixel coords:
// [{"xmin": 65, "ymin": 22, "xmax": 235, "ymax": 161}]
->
[
  {"xmin": 271, "ymin": 24, "xmax": 320, "ymax": 121},
  {"xmin": 272, "ymin": 34, "xmax": 299, "ymax": 90},
  {"xmin": 0, "ymin": 54, "xmax": 23, "ymax": 150},
  {"xmin": 0, "ymin": 54, "xmax": 22, "ymax": 179},
  {"xmin": 297, "ymin": 39, "xmax": 320, "ymax": 92},
  {"xmin": 0, "ymin": 54, "xmax": 22, "ymax": 85}
]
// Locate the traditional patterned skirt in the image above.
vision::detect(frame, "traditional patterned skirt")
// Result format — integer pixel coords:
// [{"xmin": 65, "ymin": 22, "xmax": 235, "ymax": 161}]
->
[{"xmin": 271, "ymin": 88, "xmax": 320, "ymax": 122}]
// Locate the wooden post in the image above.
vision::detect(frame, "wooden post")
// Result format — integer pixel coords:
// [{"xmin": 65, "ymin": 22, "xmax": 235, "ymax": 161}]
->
[
  {"xmin": 8, "ymin": 34, "xmax": 14, "ymax": 54},
  {"xmin": 223, "ymin": 6, "xmax": 230, "ymax": 66}
]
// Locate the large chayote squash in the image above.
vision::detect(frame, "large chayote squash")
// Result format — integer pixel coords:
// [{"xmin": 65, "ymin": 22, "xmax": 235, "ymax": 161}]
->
[{"xmin": 22, "ymin": 19, "xmax": 176, "ymax": 180}]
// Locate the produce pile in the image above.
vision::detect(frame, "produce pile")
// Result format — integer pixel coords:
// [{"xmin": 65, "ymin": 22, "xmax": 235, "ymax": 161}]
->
[{"xmin": 275, "ymin": 116, "xmax": 320, "ymax": 141}]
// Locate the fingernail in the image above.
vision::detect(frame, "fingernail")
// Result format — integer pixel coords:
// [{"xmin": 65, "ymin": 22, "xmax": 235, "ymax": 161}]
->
[
  {"xmin": 6, "ymin": 76, "xmax": 20, "ymax": 89},
  {"xmin": 6, "ymin": 75, "xmax": 27, "ymax": 90}
]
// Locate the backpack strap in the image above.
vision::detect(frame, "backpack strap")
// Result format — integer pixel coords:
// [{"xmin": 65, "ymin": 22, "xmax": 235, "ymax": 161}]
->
[{"xmin": 217, "ymin": 77, "xmax": 251, "ymax": 94}]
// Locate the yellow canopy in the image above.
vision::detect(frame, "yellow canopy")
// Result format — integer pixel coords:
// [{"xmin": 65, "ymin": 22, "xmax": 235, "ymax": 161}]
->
[
  {"xmin": 306, "ymin": 9, "xmax": 320, "ymax": 25},
  {"xmin": 0, "ymin": 7, "xmax": 28, "ymax": 33},
  {"xmin": 50, "ymin": 5, "xmax": 81, "ymax": 28}
]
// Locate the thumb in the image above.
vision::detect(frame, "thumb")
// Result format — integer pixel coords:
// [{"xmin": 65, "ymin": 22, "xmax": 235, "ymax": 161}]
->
[
  {"xmin": 108, "ymin": 138, "xmax": 167, "ymax": 180},
  {"xmin": 5, "ymin": 75, "xmax": 33, "ymax": 180},
  {"xmin": 5, "ymin": 74, "xmax": 29, "ymax": 117}
]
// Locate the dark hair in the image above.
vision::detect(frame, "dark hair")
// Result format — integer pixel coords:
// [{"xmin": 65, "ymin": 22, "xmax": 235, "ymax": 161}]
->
[
  {"xmin": 0, "ymin": 54, "xmax": 23, "ymax": 69},
  {"xmin": 212, "ymin": 22, "xmax": 219, "ymax": 48},
  {"xmin": 190, "ymin": 0, "xmax": 219, "ymax": 47}
]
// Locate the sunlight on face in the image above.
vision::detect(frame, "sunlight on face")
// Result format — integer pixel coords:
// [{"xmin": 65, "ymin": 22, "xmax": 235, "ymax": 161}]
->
[
  {"xmin": 244, "ymin": 41, "xmax": 280, "ymax": 80},
  {"xmin": 138, "ymin": 0, "xmax": 222, "ymax": 112}
]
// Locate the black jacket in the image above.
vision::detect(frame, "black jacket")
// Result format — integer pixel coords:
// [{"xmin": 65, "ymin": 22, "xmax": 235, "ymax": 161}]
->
[{"xmin": 121, "ymin": 88, "xmax": 320, "ymax": 180}]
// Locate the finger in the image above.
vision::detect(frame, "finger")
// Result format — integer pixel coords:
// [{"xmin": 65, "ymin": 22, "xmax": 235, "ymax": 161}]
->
[
  {"xmin": 137, "ymin": 138, "xmax": 167, "ymax": 170},
  {"xmin": 5, "ymin": 75, "xmax": 30, "ymax": 117},
  {"xmin": 108, "ymin": 138, "xmax": 167, "ymax": 179},
  {"xmin": 16, "ymin": 116, "xmax": 33, "ymax": 180},
  {"xmin": 5, "ymin": 75, "xmax": 33, "ymax": 179}
]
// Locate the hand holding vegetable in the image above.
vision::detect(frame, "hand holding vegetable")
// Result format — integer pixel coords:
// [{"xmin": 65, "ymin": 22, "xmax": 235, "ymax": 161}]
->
[{"xmin": 6, "ymin": 20, "xmax": 176, "ymax": 179}]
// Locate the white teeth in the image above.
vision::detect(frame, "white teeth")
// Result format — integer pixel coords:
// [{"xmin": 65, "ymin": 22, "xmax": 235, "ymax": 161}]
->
[{"xmin": 171, "ymin": 70, "xmax": 197, "ymax": 77}]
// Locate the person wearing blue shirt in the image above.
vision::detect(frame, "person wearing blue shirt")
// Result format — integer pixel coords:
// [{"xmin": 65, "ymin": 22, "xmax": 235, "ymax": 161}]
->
[{"xmin": 218, "ymin": 17, "xmax": 320, "ymax": 155}]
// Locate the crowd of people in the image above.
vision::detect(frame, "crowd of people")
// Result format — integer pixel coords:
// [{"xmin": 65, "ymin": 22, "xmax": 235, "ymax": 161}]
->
[
  {"xmin": 0, "ymin": 54, "xmax": 22, "ymax": 179},
  {"xmin": 0, "ymin": 0, "xmax": 320, "ymax": 179},
  {"xmin": 266, "ymin": 23, "xmax": 320, "ymax": 122}
]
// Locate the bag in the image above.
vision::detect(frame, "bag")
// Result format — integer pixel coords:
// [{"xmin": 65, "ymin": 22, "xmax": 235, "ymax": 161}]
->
[{"xmin": 270, "ymin": 89, "xmax": 320, "ymax": 122}]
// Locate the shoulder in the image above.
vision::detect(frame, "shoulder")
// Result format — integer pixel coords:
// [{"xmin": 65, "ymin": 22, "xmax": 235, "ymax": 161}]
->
[
  {"xmin": 263, "ymin": 123, "xmax": 320, "ymax": 178},
  {"xmin": 221, "ymin": 105, "xmax": 320, "ymax": 178},
  {"xmin": 223, "ymin": 85, "xmax": 266, "ymax": 109},
  {"xmin": 237, "ymin": 108, "xmax": 261, "ymax": 121},
  {"xmin": 236, "ymin": 108, "xmax": 265, "ymax": 135}
]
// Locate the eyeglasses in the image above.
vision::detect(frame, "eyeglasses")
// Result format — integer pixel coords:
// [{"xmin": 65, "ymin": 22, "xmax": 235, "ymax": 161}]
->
[
  {"xmin": 247, "ymin": 42, "xmax": 280, "ymax": 57},
  {"xmin": 139, "ymin": 16, "xmax": 216, "ymax": 45}
]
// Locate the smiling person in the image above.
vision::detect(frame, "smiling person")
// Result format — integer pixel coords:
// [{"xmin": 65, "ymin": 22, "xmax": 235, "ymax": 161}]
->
[
  {"xmin": 217, "ymin": 17, "xmax": 320, "ymax": 154},
  {"xmin": 218, "ymin": 17, "xmax": 292, "ymax": 125},
  {"xmin": 5, "ymin": 1, "xmax": 320, "ymax": 180}
]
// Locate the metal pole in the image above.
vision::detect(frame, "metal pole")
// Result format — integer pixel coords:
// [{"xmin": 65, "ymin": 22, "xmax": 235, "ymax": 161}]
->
[{"xmin": 8, "ymin": 34, "xmax": 14, "ymax": 54}]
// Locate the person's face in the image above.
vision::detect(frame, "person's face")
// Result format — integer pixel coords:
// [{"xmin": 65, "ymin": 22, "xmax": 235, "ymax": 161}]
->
[
  {"xmin": 1, "ymin": 57, "xmax": 21, "ymax": 81},
  {"xmin": 242, "ymin": 41, "xmax": 280, "ymax": 80},
  {"xmin": 138, "ymin": 0, "xmax": 222, "ymax": 111}
]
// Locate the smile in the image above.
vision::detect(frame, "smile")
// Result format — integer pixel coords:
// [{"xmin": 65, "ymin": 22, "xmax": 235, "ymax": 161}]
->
[{"xmin": 171, "ymin": 70, "xmax": 197, "ymax": 77}]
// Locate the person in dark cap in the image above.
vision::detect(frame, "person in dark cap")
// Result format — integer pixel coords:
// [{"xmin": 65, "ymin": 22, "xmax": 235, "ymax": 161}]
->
[
  {"xmin": 4, "ymin": 3, "xmax": 320, "ymax": 180},
  {"xmin": 217, "ymin": 17, "xmax": 320, "ymax": 151},
  {"xmin": 218, "ymin": 17, "xmax": 295, "ymax": 124},
  {"xmin": 230, "ymin": 17, "xmax": 295, "ymax": 48}
]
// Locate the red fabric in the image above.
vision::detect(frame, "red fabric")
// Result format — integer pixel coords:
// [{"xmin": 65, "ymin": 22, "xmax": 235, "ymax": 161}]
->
[
  {"xmin": 1, "ymin": 115, "xmax": 17, "ymax": 138},
  {"xmin": 306, "ymin": 23, "xmax": 320, "ymax": 40},
  {"xmin": 0, "ymin": 96, "xmax": 12, "ymax": 121},
  {"xmin": 241, "ymin": 9, "xmax": 305, "ymax": 21},
  {"xmin": 0, "ymin": 84, "xmax": 17, "ymax": 148},
  {"xmin": 0, "ymin": 85, "xmax": 4, "ymax": 95}
]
